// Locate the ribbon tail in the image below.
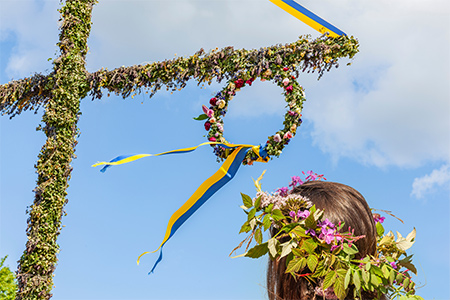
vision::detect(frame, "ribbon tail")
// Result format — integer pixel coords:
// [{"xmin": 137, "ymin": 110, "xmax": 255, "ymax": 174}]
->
[
  {"xmin": 140, "ymin": 146, "xmax": 250, "ymax": 273},
  {"xmin": 149, "ymin": 248, "xmax": 163, "ymax": 275}
]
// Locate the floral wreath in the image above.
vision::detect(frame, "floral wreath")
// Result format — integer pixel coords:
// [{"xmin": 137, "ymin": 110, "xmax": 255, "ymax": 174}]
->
[
  {"xmin": 195, "ymin": 66, "xmax": 305, "ymax": 165},
  {"xmin": 232, "ymin": 171, "xmax": 422, "ymax": 300}
]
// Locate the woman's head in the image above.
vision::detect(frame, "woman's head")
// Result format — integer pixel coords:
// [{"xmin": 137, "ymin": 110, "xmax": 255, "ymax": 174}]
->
[{"xmin": 267, "ymin": 181, "xmax": 377, "ymax": 300}]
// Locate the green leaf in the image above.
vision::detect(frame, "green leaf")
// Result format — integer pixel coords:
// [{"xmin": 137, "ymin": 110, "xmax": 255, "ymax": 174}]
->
[
  {"xmin": 381, "ymin": 264, "xmax": 389, "ymax": 278},
  {"xmin": 353, "ymin": 270, "xmax": 361, "ymax": 291},
  {"xmin": 247, "ymin": 207, "xmax": 256, "ymax": 221},
  {"xmin": 262, "ymin": 214, "xmax": 271, "ymax": 231},
  {"xmin": 342, "ymin": 243, "xmax": 359, "ymax": 255},
  {"xmin": 304, "ymin": 214, "xmax": 316, "ymax": 228},
  {"xmin": 239, "ymin": 221, "xmax": 251, "ymax": 233},
  {"xmin": 292, "ymin": 225, "xmax": 309, "ymax": 238},
  {"xmin": 334, "ymin": 273, "xmax": 347, "ymax": 300},
  {"xmin": 264, "ymin": 203, "xmax": 274, "ymax": 213},
  {"xmin": 255, "ymin": 228, "xmax": 263, "ymax": 244},
  {"xmin": 254, "ymin": 195, "xmax": 262, "ymax": 210},
  {"xmin": 362, "ymin": 269, "xmax": 369, "ymax": 284},
  {"xmin": 398, "ymin": 255, "xmax": 418, "ymax": 275},
  {"xmin": 376, "ymin": 222, "xmax": 385, "ymax": 237},
  {"xmin": 286, "ymin": 257, "xmax": 306, "ymax": 273},
  {"xmin": 389, "ymin": 269, "xmax": 395, "ymax": 285},
  {"xmin": 272, "ymin": 209, "xmax": 285, "ymax": 221},
  {"xmin": 370, "ymin": 274, "xmax": 381, "ymax": 287},
  {"xmin": 301, "ymin": 238, "xmax": 317, "ymax": 254},
  {"xmin": 245, "ymin": 242, "xmax": 269, "ymax": 258},
  {"xmin": 403, "ymin": 277, "xmax": 410, "ymax": 289},
  {"xmin": 241, "ymin": 193, "xmax": 253, "ymax": 208},
  {"xmin": 344, "ymin": 268, "xmax": 352, "ymax": 289},
  {"xmin": 307, "ymin": 255, "xmax": 318, "ymax": 272},
  {"xmin": 193, "ymin": 113, "xmax": 208, "ymax": 120},
  {"xmin": 292, "ymin": 248, "xmax": 303, "ymax": 257},
  {"xmin": 268, "ymin": 238, "xmax": 279, "ymax": 258},
  {"xmin": 323, "ymin": 270, "xmax": 336, "ymax": 290}
]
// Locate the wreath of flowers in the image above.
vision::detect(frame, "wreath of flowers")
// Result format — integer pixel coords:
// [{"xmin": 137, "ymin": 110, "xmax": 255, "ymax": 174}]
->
[
  {"xmin": 195, "ymin": 66, "xmax": 305, "ymax": 165},
  {"xmin": 232, "ymin": 172, "xmax": 422, "ymax": 300}
]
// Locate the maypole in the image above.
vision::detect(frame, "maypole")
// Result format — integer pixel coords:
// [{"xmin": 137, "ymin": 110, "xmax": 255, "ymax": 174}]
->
[{"xmin": 15, "ymin": 1, "xmax": 96, "ymax": 299}]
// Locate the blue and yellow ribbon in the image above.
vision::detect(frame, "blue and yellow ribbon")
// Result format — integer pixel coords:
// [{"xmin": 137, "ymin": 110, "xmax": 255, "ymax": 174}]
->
[
  {"xmin": 269, "ymin": 0, "xmax": 346, "ymax": 37},
  {"xmin": 93, "ymin": 142, "xmax": 268, "ymax": 273}
]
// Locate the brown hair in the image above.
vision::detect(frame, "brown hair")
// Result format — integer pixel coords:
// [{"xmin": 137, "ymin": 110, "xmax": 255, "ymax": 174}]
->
[{"xmin": 267, "ymin": 181, "xmax": 379, "ymax": 300}]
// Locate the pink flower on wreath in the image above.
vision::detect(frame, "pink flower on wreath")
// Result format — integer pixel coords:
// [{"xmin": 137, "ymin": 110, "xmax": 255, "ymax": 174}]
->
[
  {"xmin": 283, "ymin": 131, "xmax": 293, "ymax": 139},
  {"xmin": 209, "ymin": 137, "xmax": 216, "ymax": 142},
  {"xmin": 273, "ymin": 134, "xmax": 282, "ymax": 143},
  {"xmin": 285, "ymin": 85, "xmax": 293, "ymax": 94},
  {"xmin": 217, "ymin": 123, "xmax": 224, "ymax": 132},
  {"xmin": 288, "ymin": 110, "xmax": 297, "ymax": 116},
  {"xmin": 202, "ymin": 105, "xmax": 214, "ymax": 118},
  {"xmin": 282, "ymin": 78, "xmax": 290, "ymax": 86},
  {"xmin": 283, "ymin": 67, "xmax": 289, "ymax": 71}
]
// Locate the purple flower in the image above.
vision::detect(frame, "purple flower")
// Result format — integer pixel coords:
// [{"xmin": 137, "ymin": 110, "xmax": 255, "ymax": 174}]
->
[
  {"xmin": 390, "ymin": 262, "xmax": 397, "ymax": 269},
  {"xmin": 276, "ymin": 186, "xmax": 289, "ymax": 197},
  {"xmin": 306, "ymin": 170, "xmax": 317, "ymax": 181},
  {"xmin": 288, "ymin": 110, "xmax": 297, "ymax": 116},
  {"xmin": 297, "ymin": 210, "xmax": 310, "ymax": 219},
  {"xmin": 305, "ymin": 228, "xmax": 316, "ymax": 237},
  {"xmin": 319, "ymin": 218, "xmax": 335, "ymax": 229},
  {"xmin": 289, "ymin": 176, "xmax": 303, "ymax": 187},
  {"xmin": 289, "ymin": 211, "xmax": 297, "ymax": 219},
  {"xmin": 320, "ymin": 227, "xmax": 336, "ymax": 244},
  {"xmin": 373, "ymin": 215, "xmax": 385, "ymax": 224}
]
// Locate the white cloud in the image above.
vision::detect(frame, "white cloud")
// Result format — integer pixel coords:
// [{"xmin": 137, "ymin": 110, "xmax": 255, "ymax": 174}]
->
[
  {"xmin": 0, "ymin": 1, "xmax": 59, "ymax": 79},
  {"xmin": 411, "ymin": 164, "xmax": 450, "ymax": 199},
  {"xmin": 1, "ymin": 0, "xmax": 449, "ymax": 169}
]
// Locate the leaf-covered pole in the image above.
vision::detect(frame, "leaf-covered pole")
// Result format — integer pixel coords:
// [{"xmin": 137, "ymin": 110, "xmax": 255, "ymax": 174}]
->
[
  {"xmin": 0, "ymin": 35, "xmax": 359, "ymax": 118},
  {"xmin": 15, "ymin": 1, "xmax": 96, "ymax": 299}
]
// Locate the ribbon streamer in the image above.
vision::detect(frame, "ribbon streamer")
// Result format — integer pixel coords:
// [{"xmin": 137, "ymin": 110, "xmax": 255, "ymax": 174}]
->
[
  {"xmin": 269, "ymin": 0, "xmax": 346, "ymax": 37},
  {"xmin": 93, "ymin": 142, "xmax": 267, "ymax": 273}
]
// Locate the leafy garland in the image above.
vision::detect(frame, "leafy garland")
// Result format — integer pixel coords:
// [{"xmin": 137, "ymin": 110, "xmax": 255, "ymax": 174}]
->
[
  {"xmin": 14, "ymin": 1, "xmax": 96, "ymax": 299},
  {"xmin": 233, "ymin": 173, "xmax": 421, "ymax": 300}
]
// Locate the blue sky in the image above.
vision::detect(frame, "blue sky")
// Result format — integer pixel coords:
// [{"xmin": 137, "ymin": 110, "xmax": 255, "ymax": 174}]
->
[{"xmin": 1, "ymin": 0, "xmax": 449, "ymax": 299}]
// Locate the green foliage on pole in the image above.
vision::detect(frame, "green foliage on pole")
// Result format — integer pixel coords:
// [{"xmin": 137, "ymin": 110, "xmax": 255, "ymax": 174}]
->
[{"xmin": 14, "ymin": 1, "xmax": 97, "ymax": 299}]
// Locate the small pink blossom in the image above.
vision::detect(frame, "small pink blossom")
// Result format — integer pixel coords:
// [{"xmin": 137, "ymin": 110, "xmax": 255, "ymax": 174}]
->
[
  {"xmin": 282, "ymin": 78, "xmax": 290, "ymax": 86},
  {"xmin": 283, "ymin": 131, "xmax": 293, "ymax": 139},
  {"xmin": 285, "ymin": 85, "xmax": 293, "ymax": 94},
  {"xmin": 202, "ymin": 105, "xmax": 214, "ymax": 118},
  {"xmin": 217, "ymin": 123, "xmax": 224, "ymax": 132},
  {"xmin": 209, "ymin": 137, "xmax": 216, "ymax": 142},
  {"xmin": 273, "ymin": 134, "xmax": 282, "ymax": 143}
]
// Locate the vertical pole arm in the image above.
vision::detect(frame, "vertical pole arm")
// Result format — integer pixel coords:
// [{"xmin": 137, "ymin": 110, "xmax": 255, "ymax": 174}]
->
[{"xmin": 15, "ymin": 1, "xmax": 96, "ymax": 299}]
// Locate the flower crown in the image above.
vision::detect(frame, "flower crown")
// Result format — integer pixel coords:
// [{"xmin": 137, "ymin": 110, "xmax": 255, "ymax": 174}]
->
[{"xmin": 232, "ymin": 171, "xmax": 422, "ymax": 300}]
